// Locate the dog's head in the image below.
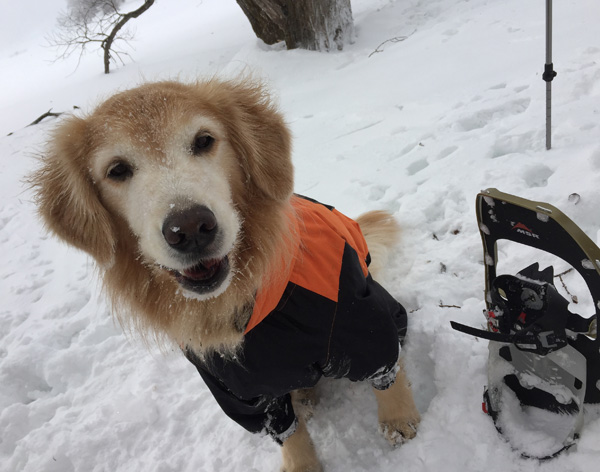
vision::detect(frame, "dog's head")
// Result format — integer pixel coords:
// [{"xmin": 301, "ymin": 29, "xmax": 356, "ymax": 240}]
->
[{"xmin": 32, "ymin": 79, "xmax": 293, "ymax": 300}]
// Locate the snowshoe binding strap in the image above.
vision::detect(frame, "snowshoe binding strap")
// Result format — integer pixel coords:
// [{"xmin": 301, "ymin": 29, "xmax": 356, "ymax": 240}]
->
[
  {"xmin": 452, "ymin": 264, "xmax": 570, "ymax": 356},
  {"xmin": 451, "ymin": 188, "xmax": 600, "ymax": 459}
]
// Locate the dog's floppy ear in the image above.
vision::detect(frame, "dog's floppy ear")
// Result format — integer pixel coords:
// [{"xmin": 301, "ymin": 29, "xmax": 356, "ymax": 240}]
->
[
  {"xmin": 32, "ymin": 116, "xmax": 116, "ymax": 267},
  {"xmin": 218, "ymin": 80, "xmax": 294, "ymax": 201}
]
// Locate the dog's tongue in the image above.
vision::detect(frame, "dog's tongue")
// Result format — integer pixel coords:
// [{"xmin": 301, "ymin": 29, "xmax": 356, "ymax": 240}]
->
[{"xmin": 182, "ymin": 259, "xmax": 221, "ymax": 281}]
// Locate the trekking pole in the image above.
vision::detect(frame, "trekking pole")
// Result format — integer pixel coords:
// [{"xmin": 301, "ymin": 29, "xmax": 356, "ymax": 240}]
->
[{"xmin": 543, "ymin": 0, "xmax": 557, "ymax": 150}]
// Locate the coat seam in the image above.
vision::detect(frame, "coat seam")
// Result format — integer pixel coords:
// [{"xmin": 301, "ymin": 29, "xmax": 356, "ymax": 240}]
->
[{"xmin": 325, "ymin": 301, "xmax": 339, "ymax": 366}]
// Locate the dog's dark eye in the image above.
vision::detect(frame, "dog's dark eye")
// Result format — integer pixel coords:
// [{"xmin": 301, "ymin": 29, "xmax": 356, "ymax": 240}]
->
[
  {"xmin": 107, "ymin": 161, "xmax": 133, "ymax": 181},
  {"xmin": 192, "ymin": 134, "xmax": 214, "ymax": 155}
]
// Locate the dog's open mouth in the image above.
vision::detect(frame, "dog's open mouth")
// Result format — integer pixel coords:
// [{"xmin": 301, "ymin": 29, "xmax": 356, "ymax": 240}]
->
[{"xmin": 169, "ymin": 256, "xmax": 230, "ymax": 295}]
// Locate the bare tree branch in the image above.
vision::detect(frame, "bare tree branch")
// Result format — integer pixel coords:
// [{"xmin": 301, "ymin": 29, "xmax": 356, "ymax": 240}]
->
[{"xmin": 48, "ymin": 0, "xmax": 155, "ymax": 74}]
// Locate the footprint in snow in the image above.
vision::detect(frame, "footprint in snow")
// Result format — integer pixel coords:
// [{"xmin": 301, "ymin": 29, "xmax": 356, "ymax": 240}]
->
[
  {"xmin": 406, "ymin": 159, "xmax": 429, "ymax": 176},
  {"xmin": 436, "ymin": 146, "xmax": 458, "ymax": 160},
  {"xmin": 491, "ymin": 130, "xmax": 536, "ymax": 159},
  {"xmin": 522, "ymin": 164, "xmax": 554, "ymax": 188},
  {"xmin": 456, "ymin": 98, "xmax": 531, "ymax": 132},
  {"xmin": 369, "ymin": 185, "xmax": 389, "ymax": 201},
  {"xmin": 589, "ymin": 147, "xmax": 600, "ymax": 170},
  {"xmin": 0, "ymin": 205, "xmax": 19, "ymax": 232},
  {"xmin": 580, "ymin": 122, "xmax": 596, "ymax": 131}
]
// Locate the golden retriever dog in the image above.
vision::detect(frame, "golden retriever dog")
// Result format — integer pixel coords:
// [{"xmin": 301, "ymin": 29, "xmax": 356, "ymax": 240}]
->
[{"xmin": 32, "ymin": 78, "xmax": 420, "ymax": 472}]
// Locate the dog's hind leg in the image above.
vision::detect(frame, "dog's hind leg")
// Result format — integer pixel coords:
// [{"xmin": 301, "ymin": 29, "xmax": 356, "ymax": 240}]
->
[
  {"xmin": 372, "ymin": 360, "xmax": 421, "ymax": 446},
  {"xmin": 280, "ymin": 416, "xmax": 322, "ymax": 472}
]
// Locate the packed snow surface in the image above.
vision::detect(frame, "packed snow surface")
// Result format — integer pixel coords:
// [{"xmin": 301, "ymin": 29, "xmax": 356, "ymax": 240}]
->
[{"xmin": 1, "ymin": 0, "xmax": 600, "ymax": 471}]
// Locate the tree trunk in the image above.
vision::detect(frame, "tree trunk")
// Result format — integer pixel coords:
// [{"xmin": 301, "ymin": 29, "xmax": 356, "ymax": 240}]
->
[
  {"xmin": 102, "ymin": 0, "xmax": 155, "ymax": 74},
  {"xmin": 236, "ymin": 0, "xmax": 354, "ymax": 52}
]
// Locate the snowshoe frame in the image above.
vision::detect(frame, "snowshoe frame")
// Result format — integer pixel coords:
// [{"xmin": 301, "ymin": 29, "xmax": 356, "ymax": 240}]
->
[
  {"xmin": 452, "ymin": 188, "xmax": 600, "ymax": 459},
  {"xmin": 476, "ymin": 188, "xmax": 599, "ymax": 404}
]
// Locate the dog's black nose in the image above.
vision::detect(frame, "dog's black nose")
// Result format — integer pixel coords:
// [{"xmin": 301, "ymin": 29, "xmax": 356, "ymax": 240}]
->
[{"xmin": 162, "ymin": 205, "xmax": 218, "ymax": 253}]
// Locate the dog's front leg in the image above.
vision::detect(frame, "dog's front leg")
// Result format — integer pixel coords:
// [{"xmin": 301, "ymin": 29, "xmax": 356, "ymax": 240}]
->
[
  {"xmin": 280, "ymin": 417, "xmax": 322, "ymax": 472},
  {"xmin": 372, "ymin": 359, "xmax": 421, "ymax": 446}
]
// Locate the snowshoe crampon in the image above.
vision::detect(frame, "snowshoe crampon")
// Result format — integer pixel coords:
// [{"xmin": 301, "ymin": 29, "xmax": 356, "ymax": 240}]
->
[{"xmin": 452, "ymin": 188, "xmax": 600, "ymax": 460}]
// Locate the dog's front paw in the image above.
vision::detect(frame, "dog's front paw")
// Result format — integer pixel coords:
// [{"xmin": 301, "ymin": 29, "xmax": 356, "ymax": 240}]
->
[
  {"xmin": 379, "ymin": 411, "xmax": 420, "ymax": 447},
  {"xmin": 280, "ymin": 462, "xmax": 323, "ymax": 472},
  {"xmin": 280, "ymin": 418, "xmax": 323, "ymax": 472},
  {"xmin": 280, "ymin": 449, "xmax": 323, "ymax": 472},
  {"xmin": 372, "ymin": 360, "xmax": 421, "ymax": 447}
]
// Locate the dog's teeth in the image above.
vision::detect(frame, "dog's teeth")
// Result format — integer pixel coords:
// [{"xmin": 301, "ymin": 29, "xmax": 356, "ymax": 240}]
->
[{"xmin": 203, "ymin": 259, "xmax": 219, "ymax": 268}]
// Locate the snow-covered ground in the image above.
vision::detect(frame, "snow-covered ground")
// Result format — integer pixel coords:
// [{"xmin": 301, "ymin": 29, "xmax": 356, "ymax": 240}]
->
[{"xmin": 1, "ymin": 0, "xmax": 600, "ymax": 470}]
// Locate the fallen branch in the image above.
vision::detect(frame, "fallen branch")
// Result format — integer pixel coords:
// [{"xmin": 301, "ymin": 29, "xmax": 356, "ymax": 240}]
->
[
  {"xmin": 27, "ymin": 109, "xmax": 64, "ymax": 127},
  {"xmin": 369, "ymin": 31, "xmax": 415, "ymax": 58},
  {"xmin": 439, "ymin": 302, "xmax": 461, "ymax": 309},
  {"xmin": 555, "ymin": 267, "xmax": 574, "ymax": 278},
  {"xmin": 555, "ymin": 267, "xmax": 578, "ymax": 303}
]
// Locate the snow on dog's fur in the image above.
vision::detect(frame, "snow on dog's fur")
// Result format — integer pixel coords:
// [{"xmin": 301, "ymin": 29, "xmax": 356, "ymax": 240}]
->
[{"xmin": 31, "ymin": 78, "xmax": 418, "ymax": 472}]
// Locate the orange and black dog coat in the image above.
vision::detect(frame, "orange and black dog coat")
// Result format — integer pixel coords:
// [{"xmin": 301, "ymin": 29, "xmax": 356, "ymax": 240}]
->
[{"xmin": 186, "ymin": 196, "xmax": 407, "ymax": 443}]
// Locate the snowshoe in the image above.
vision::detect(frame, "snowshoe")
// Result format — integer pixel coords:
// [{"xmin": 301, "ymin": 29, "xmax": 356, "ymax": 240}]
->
[{"xmin": 451, "ymin": 188, "xmax": 600, "ymax": 460}]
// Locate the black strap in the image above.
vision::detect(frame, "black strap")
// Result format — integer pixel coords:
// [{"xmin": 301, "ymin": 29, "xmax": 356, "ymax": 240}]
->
[
  {"xmin": 450, "ymin": 321, "xmax": 567, "ymax": 355},
  {"xmin": 450, "ymin": 321, "xmax": 514, "ymax": 343},
  {"xmin": 504, "ymin": 374, "xmax": 579, "ymax": 415}
]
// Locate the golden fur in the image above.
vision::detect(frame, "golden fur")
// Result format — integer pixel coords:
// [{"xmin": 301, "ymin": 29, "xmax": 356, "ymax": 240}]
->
[{"xmin": 31, "ymin": 78, "xmax": 419, "ymax": 471}]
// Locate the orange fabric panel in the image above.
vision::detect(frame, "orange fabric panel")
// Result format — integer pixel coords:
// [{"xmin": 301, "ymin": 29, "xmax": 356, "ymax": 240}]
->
[
  {"xmin": 329, "ymin": 207, "xmax": 369, "ymax": 277},
  {"xmin": 245, "ymin": 268, "xmax": 292, "ymax": 333},
  {"xmin": 244, "ymin": 196, "xmax": 369, "ymax": 334}
]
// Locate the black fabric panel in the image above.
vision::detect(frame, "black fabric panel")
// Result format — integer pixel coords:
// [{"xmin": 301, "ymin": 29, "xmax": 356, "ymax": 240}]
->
[
  {"xmin": 187, "ymin": 350, "xmax": 295, "ymax": 440},
  {"xmin": 322, "ymin": 243, "xmax": 401, "ymax": 381}
]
